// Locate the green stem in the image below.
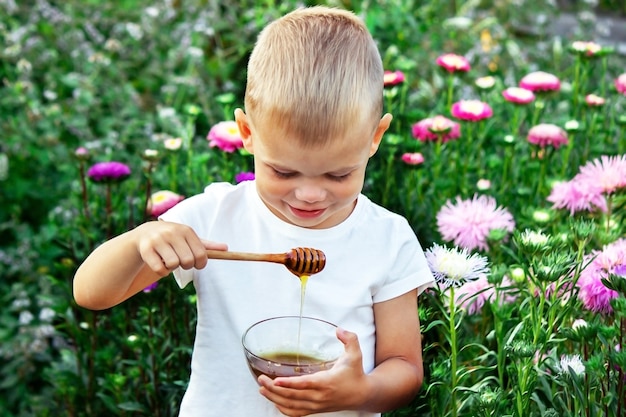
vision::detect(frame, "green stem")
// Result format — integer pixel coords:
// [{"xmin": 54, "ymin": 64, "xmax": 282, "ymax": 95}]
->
[{"xmin": 449, "ymin": 286, "xmax": 458, "ymax": 417}]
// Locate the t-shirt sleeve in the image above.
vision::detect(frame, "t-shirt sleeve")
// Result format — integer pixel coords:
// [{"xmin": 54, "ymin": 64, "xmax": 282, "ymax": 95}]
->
[{"xmin": 372, "ymin": 221, "xmax": 434, "ymax": 303}]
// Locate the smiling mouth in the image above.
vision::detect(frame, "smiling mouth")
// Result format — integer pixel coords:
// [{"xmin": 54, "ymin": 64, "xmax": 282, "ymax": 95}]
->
[{"xmin": 289, "ymin": 206, "xmax": 326, "ymax": 219}]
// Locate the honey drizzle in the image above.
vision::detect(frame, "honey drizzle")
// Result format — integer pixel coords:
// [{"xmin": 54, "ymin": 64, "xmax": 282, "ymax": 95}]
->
[{"xmin": 296, "ymin": 274, "xmax": 309, "ymax": 364}]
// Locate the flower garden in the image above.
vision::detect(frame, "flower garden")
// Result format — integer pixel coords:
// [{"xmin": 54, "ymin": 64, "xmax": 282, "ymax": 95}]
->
[{"xmin": 1, "ymin": 1, "xmax": 625, "ymax": 416}]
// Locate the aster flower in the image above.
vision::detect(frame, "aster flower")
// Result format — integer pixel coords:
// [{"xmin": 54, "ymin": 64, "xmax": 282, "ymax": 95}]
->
[
  {"xmin": 559, "ymin": 354, "xmax": 585, "ymax": 376},
  {"xmin": 475, "ymin": 76, "xmax": 496, "ymax": 90},
  {"xmin": 235, "ymin": 171, "xmax": 255, "ymax": 183},
  {"xmin": 143, "ymin": 282, "xmax": 158, "ymax": 293},
  {"xmin": 401, "ymin": 152, "xmax": 424, "ymax": 166},
  {"xmin": 383, "ymin": 70, "xmax": 405, "ymax": 86},
  {"xmin": 451, "ymin": 100, "xmax": 493, "ymax": 122},
  {"xmin": 207, "ymin": 121, "xmax": 244, "ymax": 153},
  {"xmin": 569, "ymin": 40, "xmax": 603, "ymax": 58},
  {"xmin": 436, "ymin": 194, "xmax": 516, "ymax": 251},
  {"xmin": 585, "ymin": 94, "xmax": 606, "ymax": 106},
  {"xmin": 616, "ymin": 73, "xmax": 626, "ymax": 95},
  {"xmin": 87, "ymin": 161, "xmax": 132, "ymax": 183},
  {"xmin": 425, "ymin": 243, "xmax": 490, "ymax": 289},
  {"xmin": 527, "ymin": 123, "xmax": 568, "ymax": 149},
  {"xmin": 436, "ymin": 53, "xmax": 471, "ymax": 73},
  {"xmin": 452, "ymin": 275, "xmax": 494, "ymax": 314},
  {"xmin": 575, "ymin": 154, "xmax": 626, "ymax": 195},
  {"xmin": 502, "ymin": 87, "xmax": 535, "ymax": 104},
  {"xmin": 147, "ymin": 190, "xmax": 185, "ymax": 217},
  {"xmin": 547, "ymin": 178, "xmax": 607, "ymax": 215},
  {"xmin": 164, "ymin": 137, "xmax": 183, "ymax": 151},
  {"xmin": 411, "ymin": 115, "xmax": 461, "ymax": 143},
  {"xmin": 519, "ymin": 71, "xmax": 561, "ymax": 93},
  {"xmin": 577, "ymin": 238, "xmax": 626, "ymax": 314},
  {"xmin": 74, "ymin": 147, "xmax": 90, "ymax": 161}
]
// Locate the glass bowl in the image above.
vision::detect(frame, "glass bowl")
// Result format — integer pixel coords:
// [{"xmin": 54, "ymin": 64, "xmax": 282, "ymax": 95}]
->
[{"xmin": 242, "ymin": 316, "xmax": 343, "ymax": 381}]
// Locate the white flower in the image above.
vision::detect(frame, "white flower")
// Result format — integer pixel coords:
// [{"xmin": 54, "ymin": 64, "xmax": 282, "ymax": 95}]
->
[
  {"xmin": 19, "ymin": 310, "xmax": 34, "ymax": 325},
  {"xmin": 559, "ymin": 354, "xmax": 585, "ymax": 376},
  {"xmin": 425, "ymin": 244, "xmax": 490, "ymax": 289},
  {"xmin": 572, "ymin": 319, "xmax": 587, "ymax": 330}
]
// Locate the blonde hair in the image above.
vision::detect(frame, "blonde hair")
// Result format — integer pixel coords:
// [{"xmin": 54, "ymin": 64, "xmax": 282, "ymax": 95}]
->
[{"xmin": 244, "ymin": 6, "xmax": 383, "ymax": 147}]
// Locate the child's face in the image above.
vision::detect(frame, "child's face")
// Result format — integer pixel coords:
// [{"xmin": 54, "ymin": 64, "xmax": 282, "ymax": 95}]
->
[{"xmin": 236, "ymin": 110, "xmax": 391, "ymax": 229}]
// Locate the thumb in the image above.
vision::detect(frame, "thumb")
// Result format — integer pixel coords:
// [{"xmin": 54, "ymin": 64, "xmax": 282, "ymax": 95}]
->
[
  {"xmin": 201, "ymin": 240, "xmax": 228, "ymax": 251},
  {"xmin": 336, "ymin": 327, "xmax": 362, "ymax": 357}
]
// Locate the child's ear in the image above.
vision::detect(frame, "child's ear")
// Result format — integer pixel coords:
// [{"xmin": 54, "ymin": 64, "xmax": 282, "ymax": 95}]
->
[
  {"xmin": 234, "ymin": 108, "xmax": 254, "ymax": 153},
  {"xmin": 369, "ymin": 113, "xmax": 393, "ymax": 157}
]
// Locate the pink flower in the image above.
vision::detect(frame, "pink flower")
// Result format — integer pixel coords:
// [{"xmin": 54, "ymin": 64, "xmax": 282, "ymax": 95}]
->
[
  {"xmin": 384, "ymin": 70, "xmax": 405, "ymax": 86},
  {"xmin": 75, "ymin": 147, "xmax": 89, "ymax": 159},
  {"xmin": 401, "ymin": 152, "xmax": 424, "ymax": 165},
  {"xmin": 147, "ymin": 190, "xmax": 185, "ymax": 217},
  {"xmin": 547, "ymin": 179, "xmax": 607, "ymax": 215},
  {"xmin": 616, "ymin": 73, "xmax": 626, "ymax": 95},
  {"xmin": 454, "ymin": 275, "xmax": 494, "ymax": 315},
  {"xmin": 207, "ymin": 121, "xmax": 244, "ymax": 153},
  {"xmin": 527, "ymin": 123, "xmax": 568, "ymax": 148},
  {"xmin": 436, "ymin": 194, "xmax": 516, "ymax": 252},
  {"xmin": 502, "ymin": 87, "xmax": 535, "ymax": 104},
  {"xmin": 576, "ymin": 154, "xmax": 626, "ymax": 194},
  {"xmin": 519, "ymin": 71, "xmax": 561, "ymax": 92},
  {"xmin": 578, "ymin": 238, "xmax": 626, "ymax": 314},
  {"xmin": 411, "ymin": 115, "xmax": 461, "ymax": 143},
  {"xmin": 585, "ymin": 94, "xmax": 606, "ymax": 106},
  {"xmin": 235, "ymin": 171, "xmax": 255, "ymax": 183},
  {"xmin": 87, "ymin": 161, "xmax": 131, "ymax": 183},
  {"xmin": 451, "ymin": 100, "xmax": 493, "ymax": 122},
  {"xmin": 436, "ymin": 53, "xmax": 471, "ymax": 73}
]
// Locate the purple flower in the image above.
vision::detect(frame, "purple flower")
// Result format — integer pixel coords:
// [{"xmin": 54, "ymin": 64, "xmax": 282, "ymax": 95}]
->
[
  {"xmin": 450, "ymin": 100, "xmax": 493, "ymax": 122},
  {"xmin": 436, "ymin": 53, "xmax": 471, "ymax": 73},
  {"xmin": 411, "ymin": 116, "xmax": 461, "ymax": 143},
  {"xmin": 527, "ymin": 124, "xmax": 569, "ymax": 149},
  {"xmin": 502, "ymin": 87, "xmax": 535, "ymax": 104},
  {"xmin": 207, "ymin": 121, "xmax": 244, "ymax": 153},
  {"xmin": 578, "ymin": 238, "xmax": 626, "ymax": 314},
  {"xmin": 384, "ymin": 70, "xmax": 405, "ymax": 86},
  {"xmin": 235, "ymin": 171, "xmax": 255, "ymax": 183},
  {"xmin": 519, "ymin": 71, "xmax": 561, "ymax": 92},
  {"xmin": 437, "ymin": 194, "xmax": 516, "ymax": 252},
  {"xmin": 143, "ymin": 282, "xmax": 158, "ymax": 293},
  {"xmin": 401, "ymin": 152, "xmax": 424, "ymax": 166},
  {"xmin": 148, "ymin": 190, "xmax": 185, "ymax": 217},
  {"xmin": 453, "ymin": 275, "xmax": 494, "ymax": 315},
  {"xmin": 87, "ymin": 161, "xmax": 131, "ymax": 183}
]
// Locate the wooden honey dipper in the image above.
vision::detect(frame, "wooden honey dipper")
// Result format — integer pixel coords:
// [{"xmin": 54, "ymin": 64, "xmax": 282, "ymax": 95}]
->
[{"xmin": 206, "ymin": 247, "xmax": 326, "ymax": 277}]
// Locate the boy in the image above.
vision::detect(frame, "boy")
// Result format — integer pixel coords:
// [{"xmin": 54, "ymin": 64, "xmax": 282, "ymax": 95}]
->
[{"xmin": 74, "ymin": 6, "xmax": 433, "ymax": 417}]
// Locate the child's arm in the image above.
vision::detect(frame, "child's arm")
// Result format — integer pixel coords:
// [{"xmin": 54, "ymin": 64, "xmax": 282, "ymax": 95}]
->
[
  {"xmin": 73, "ymin": 221, "xmax": 226, "ymax": 310},
  {"xmin": 257, "ymin": 289, "xmax": 423, "ymax": 415}
]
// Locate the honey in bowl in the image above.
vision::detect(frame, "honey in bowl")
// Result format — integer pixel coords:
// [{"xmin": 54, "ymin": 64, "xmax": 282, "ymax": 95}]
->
[{"xmin": 242, "ymin": 316, "xmax": 343, "ymax": 382}]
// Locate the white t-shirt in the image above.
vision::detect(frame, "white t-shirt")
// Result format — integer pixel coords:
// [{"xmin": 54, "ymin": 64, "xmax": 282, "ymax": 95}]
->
[{"xmin": 160, "ymin": 181, "xmax": 433, "ymax": 417}]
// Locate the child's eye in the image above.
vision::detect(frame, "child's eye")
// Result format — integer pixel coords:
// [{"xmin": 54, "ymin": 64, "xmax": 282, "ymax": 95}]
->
[
  {"xmin": 272, "ymin": 169, "xmax": 296, "ymax": 179},
  {"xmin": 327, "ymin": 173, "xmax": 351, "ymax": 182}
]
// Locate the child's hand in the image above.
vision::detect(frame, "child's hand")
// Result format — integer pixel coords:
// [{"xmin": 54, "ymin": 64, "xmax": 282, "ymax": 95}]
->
[
  {"xmin": 257, "ymin": 328, "xmax": 368, "ymax": 416},
  {"xmin": 134, "ymin": 221, "xmax": 227, "ymax": 277}
]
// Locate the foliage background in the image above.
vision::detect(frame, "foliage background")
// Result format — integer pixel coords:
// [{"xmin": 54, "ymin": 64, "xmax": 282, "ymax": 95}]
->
[{"xmin": 1, "ymin": 0, "xmax": 625, "ymax": 416}]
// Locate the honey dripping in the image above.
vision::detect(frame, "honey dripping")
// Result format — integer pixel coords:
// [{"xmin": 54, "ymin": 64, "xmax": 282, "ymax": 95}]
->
[{"xmin": 296, "ymin": 274, "xmax": 309, "ymax": 363}]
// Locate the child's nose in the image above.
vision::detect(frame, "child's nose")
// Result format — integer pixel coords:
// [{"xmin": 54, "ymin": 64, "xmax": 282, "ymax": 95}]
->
[{"xmin": 294, "ymin": 184, "xmax": 326, "ymax": 203}]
